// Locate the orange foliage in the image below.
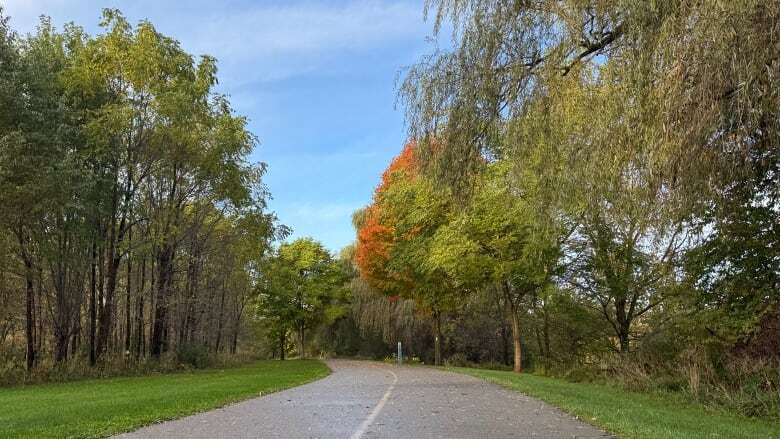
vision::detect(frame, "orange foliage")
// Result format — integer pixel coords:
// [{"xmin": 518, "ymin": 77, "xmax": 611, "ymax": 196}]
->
[
  {"xmin": 355, "ymin": 141, "xmax": 418, "ymax": 291},
  {"xmin": 376, "ymin": 140, "xmax": 417, "ymax": 194}
]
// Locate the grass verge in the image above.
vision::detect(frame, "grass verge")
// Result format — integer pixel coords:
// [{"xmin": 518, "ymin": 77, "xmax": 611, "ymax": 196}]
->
[
  {"xmin": 0, "ymin": 359, "xmax": 330, "ymax": 439},
  {"xmin": 451, "ymin": 367, "xmax": 780, "ymax": 439}
]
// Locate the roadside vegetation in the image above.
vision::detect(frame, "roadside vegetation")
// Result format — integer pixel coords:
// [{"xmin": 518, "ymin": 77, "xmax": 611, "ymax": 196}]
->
[
  {"xmin": 336, "ymin": 0, "xmax": 780, "ymax": 429},
  {"xmin": 455, "ymin": 367, "xmax": 780, "ymax": 439},
  {"xmin": 0, "ymin": 7, "xmax": 286, "ymax": 384},
  {"xmin": 0, "ymin": 360, "xmax": 329, "ymax": 439}
]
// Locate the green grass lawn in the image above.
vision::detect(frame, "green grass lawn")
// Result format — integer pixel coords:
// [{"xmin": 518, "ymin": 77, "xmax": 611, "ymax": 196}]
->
[
  {"xmin": 452, "ymin": 367, "xmax": 780, "ymax": 439},
  {"xmin": 0, "ymin": 360, "xmax": 330, "ymax": 439}
]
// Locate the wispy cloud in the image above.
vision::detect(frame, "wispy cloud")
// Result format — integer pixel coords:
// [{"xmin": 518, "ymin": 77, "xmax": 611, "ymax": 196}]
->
[
  {"xmin": 193, "ymin": 1, "xmax": 423, "ymax": 59},
  {"xmin": 184, "ymin": 1, "xmax": 427, "ymax": 85},
  {"xmin": 290, "ymin": 202, "xmax": 362, "ymax": 223},
  {"xmin": 3, "ymin": 0, "xmax": 429, "ymax": 83}
]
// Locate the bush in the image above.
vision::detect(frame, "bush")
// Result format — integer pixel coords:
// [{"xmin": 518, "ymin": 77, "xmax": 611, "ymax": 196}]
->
[
  {"xmin": 445, "ymin": 352, "xmax": 472, "ymax": 368},
  {"xmin": 176, "ymin": 344, "xmax": 211, "ymax": 369}
]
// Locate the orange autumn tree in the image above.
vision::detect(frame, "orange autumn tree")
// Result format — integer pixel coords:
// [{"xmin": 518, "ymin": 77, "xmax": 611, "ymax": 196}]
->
[
  {"xmin": 355, "ymin": 140, "xmax": 457, "ymax": 365},
  {"xmin": 355, "ymin": 141, "xmax": 417, "ymax": 294}
]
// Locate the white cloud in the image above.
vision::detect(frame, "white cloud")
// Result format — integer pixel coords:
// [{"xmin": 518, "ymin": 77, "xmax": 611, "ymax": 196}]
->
[
  {"xmin": 182, "ymin": 0, "xmax": 427, "ymax": 85},
  {"xmin": 3, "ymin": 0, "xmax": 431, "ymax": 84},
  {"xmin": 190, "ymin": 1, "xmax": 423, "ymax": 59}
]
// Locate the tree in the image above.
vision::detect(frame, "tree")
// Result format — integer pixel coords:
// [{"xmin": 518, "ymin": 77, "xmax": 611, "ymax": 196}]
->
[
  {"xmin": 429, "ymin": 163, "xmax": 561, "ymax": 372},
  {"xmin": 356, "ymin": 141, "xmax": 459, "ymax": 365},
  {"xmin": 257, "ymin": 238, "xmax": 346, "ymax": 359}
]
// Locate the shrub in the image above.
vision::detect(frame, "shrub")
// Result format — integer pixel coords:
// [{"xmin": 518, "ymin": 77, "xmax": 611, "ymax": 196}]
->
[{"xmin": 176, "ymin": 344, "xmax": 211, "ymax": 369}]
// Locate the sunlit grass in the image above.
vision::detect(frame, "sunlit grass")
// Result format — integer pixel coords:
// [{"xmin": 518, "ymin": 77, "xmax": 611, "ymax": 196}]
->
[
  {"xmin": 452, "ymin": 367, "xmax": 780, "ymax": 439},
  {"xmin": 0, "ymin": 360, "xmax": 330, "ymax": 439}
]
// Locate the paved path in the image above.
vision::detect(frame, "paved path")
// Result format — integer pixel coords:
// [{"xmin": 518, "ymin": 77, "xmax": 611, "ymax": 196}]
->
[{"xmin": 116, "ymin": 360, "xmax": 611, "ymax": 438}]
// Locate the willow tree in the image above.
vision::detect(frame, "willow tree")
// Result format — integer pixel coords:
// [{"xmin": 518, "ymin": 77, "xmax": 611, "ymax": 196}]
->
[
  {"xmin": 402, "ymin": 0, "xmax": 779, "ymax": 352},
  {"xmin": 401, "ymin": 0, "xmax": 625, "ymax": 190}
]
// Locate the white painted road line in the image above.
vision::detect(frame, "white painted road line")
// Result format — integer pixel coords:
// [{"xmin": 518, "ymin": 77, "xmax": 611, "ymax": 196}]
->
[{"xmin": 349, "ymin": 367, "xmax": 398, "ymax": 439}]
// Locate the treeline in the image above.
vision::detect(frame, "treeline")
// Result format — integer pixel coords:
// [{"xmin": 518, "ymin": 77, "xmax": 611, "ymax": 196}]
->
[
  {"xmin": 343, "ymin": 0, "xmax": 778, "ymax": 419},
  {"xmin": 0, "ymin": 9, "xmax": 281, "ymax": 378}
]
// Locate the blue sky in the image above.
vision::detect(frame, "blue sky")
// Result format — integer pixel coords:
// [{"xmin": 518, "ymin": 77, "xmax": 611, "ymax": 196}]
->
[{"xmin": 2, "ymin": 0, "xmax": 442, "ymax": 252}]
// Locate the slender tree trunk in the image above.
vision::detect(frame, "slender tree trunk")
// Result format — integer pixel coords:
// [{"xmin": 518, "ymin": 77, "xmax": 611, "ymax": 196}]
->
[
  {"xmin": 98, "ymin": 251, "xmax": 120, "ymax": 357},
  {"xmin": 136, "ymin": 256, "xmax": 145, "ymax": 359},
  {"xmin": 147, "ymin": 255, "xmax": 155, "ymax": 356},
  {"xmin": 279, "ymin": 328, "xmax": 286, "ymax": 361},
  {"xmin": 89, "ymin": 239, "xmax": 97, "ymax": 366},
  {"xmin": 125, "ymin": 227, "xmax": 132, "ymax": 353},
  {"xmin": 54, "ymin": 331, "xmax": 69, "ymax": 363},
  {"xmin": 510, "ymin": 305, "xmax": 522, "ymax": 373},
  {"xmin": 71, "ymin": 309, "xmax": 81, "ymax": 358},
  {"xmin": 150, "ymin": 245, "xmax": 173, "ymax": 358},
  {"xmin": 535, "ymin": 327, "xmax": 544, "ymax": 361},
  {"xmin": 543, "ymin": 307, "xmax": 550, "ymax": 359},
  {"xmin": 615, "ymin": 298, "xmax": 630, "ymax": 353},
  {"xmin": 214, "ymin": 283, "xmax": 225, "ymax": 353},
  {"xmin": 433, "ymin": 310, "xmax": 442, "ymax": 366},
  {"xmin": 35, "ymin": 266, "xmax": 42, "ymax": 355},
  {"xmin": 97, "ymin": 244, "xmax": 105, "ymax": 357},
  {"xmin": 231, "ymin": 324, "xmax": 239, "ymax": 355},
  {"xmin": 501, "ymin": 281, "xmax": 523, "ymax": 373},
  {"xmin": 298, "ymin": 321, "xmax": 305, "ymax": 359},
  {"xmin": 496, "ymin": 292, "xmax": 510, "ymax": 366},
  {"xmin": 23, "ymin": 255, "xmax": 35, "ymax": 371}
]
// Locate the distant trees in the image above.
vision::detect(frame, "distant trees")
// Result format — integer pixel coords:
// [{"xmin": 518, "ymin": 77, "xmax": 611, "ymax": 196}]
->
[
  {"xmin": 256, "ymin": 238, "xmax": 348, "ymax": 359},
  {"xmin": 0, "ymin": 8, "xmax": 280, "ymax": 374}
]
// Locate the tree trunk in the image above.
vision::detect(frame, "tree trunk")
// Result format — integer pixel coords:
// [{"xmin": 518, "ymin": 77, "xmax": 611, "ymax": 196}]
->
[
  {"xmin": 433, "ymin": 310, "xmax": 442, "ymax": 366},
  {"xmin": 502, "ymin": 281, "xmax": 523, "ymax": 373},
  {"xmin": 510, "ymin": 307, "xmax": 522, "ymax": 373},
  {"xmin": 231, "ymin": 324, "xmax": 239, "ymax": 355},
  {"xmin": 615, "ymin": 297, "xmax": 630, "ymax": 353},
  {"xmin": 136, "ymin": 257, "xmax": 145, "ymax": 359},
  {"xmin": 125, "ymin": 227, "xmax": 132, "ymax": 353},
  {"xmin": 543, "ymin": 307, "xmax": 550, "ymax": 359},
  {"xmin": 298, "ymin": 322, "xmax": 306, "ymax": 359},
  {"xmin": 279, "ymin": 328, "xmax": 286, "ymax": 360},
  {"xmin": 618, "ymin": 327, "xmax": 630, "ymax": 353},
  {"xmin": 214, "ymin": 282, "xmax": 226, "ymax": 353},
  {"xmin": 54, "ymin": 331, "xmax": 69, "ymax": 363},
  {"xmin": 24, "ymin": 255, "xmax": 36, "ymax": 371},
  {"xmin": 89, "ymin": 239, "xmax": 97, "ymax": 366},
  {"xmin": 70, "ymin": 310, "xmax": 81, "ymax": 358},
  {"xmin": 97, "ymin": 251, "xmax": 120, "ymax": 357},
  {"xmin": 150, "ymin": 245, "xmax": 174, "ymax": 358}
]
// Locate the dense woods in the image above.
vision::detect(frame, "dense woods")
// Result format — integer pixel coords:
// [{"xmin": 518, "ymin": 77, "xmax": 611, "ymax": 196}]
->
[{"xmin": 0, "ymin": 9, "xmax": 282, "ymax": 380}]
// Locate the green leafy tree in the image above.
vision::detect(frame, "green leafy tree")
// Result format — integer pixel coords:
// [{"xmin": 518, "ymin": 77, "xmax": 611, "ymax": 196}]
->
[
  {"xmin": 428, "ymin": 163, "xmax": 561, "ymax": 372},
  {"xmin": 257, "ymin": 238, "xmax": 347, "ymax": 359}
]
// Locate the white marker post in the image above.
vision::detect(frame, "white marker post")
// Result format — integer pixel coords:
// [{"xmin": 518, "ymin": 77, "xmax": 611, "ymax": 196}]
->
[{"xmin": 397, "ymin": 341, "xmax": 402, "ymax": 366}]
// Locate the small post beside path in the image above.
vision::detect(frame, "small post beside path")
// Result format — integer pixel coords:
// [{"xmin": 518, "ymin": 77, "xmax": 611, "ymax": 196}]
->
[{"xmin": 397, "ymin": 341, "xmax": 402, "ymax": 366}]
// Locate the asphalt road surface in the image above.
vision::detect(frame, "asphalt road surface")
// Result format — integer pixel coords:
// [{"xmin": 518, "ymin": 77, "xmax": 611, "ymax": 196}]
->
[{"xmin": 116, "ymin": 359, "xmax": 612, "ymax": 439}]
